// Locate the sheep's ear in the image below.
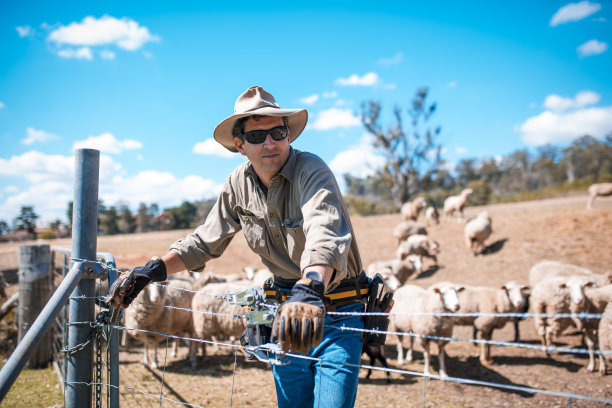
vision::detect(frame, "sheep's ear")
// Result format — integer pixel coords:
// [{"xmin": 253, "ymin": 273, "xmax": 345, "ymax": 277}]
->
[
  {"xmin": 456, "ymin": 286, "xmax": 465, "ymax": 293},
  {"xmin": 501, "ymin": 285, "xmax": 507, "ymax": 291},
  {"xmin": 558, "ymin": 283, "xmax": 567, "ymax": 289},
  {"xmin": 585, "ymin": 281, "xmax": 595, "ymax": 288},
  {"xmin": 521, "ymin": 285, "xmax": 530, "ymax": 293},
  {"xmin": 433, "ymin": 287, "xmax": 441, "ymax": 294}
]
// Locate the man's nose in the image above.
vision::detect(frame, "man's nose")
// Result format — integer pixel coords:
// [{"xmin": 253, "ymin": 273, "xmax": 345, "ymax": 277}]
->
[{"xmin": 263, "ymin": 133, "xmax": 275, "ymax": 146}]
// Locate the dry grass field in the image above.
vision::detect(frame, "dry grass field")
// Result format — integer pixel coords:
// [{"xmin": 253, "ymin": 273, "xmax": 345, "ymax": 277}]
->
[{"xmin": 1, "ymin": 193, "xmax": 612, "ymax": 407}]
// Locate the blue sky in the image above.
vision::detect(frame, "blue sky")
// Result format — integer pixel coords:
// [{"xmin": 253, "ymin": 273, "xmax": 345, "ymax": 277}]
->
[{"xmin": 1, "ymin": 1, "xmax": 611, "ymax": 225}]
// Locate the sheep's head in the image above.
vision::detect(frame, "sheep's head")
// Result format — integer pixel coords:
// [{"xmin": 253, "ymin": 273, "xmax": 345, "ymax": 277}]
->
[
  {"xmin": 428, "ymin": 239, "xmax": 441, "ymax": 254},
  {"xmin": 147, "ymin": 282, "xmax": 167, "ymax": 304},
  {"xmin": 558, "ymin": 278, "xmax": 596, "ymax": 306},
  {"xmin": 432, "ymin": 283, "xmax": 464, "ymax": 312},
  {"xmin": 462, "ymin": 188, "xmax": 473, "ymax": 197},
  {"xmin": 502, "ymin": 281, "xmax": 530, "ymax": 309}
]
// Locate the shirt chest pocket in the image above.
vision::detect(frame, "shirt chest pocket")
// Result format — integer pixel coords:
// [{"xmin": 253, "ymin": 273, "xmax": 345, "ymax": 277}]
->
[
  {"xmin": 238, "ymin": 212, "xmax": 269, "ymax": 256},
  {"xmin": 282, "ymin": 217, "xmax": 305, "ymax": 262}
]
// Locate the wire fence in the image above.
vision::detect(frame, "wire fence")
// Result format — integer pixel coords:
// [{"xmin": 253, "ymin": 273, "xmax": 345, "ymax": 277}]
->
[{"xmin": 51, "ymin": 259, "xmax": 612, "ymax": 408}]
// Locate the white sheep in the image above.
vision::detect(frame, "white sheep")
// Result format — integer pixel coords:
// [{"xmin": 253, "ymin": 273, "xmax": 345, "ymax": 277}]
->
[
  {"xmin": 392, "ymin": 221, "xmax": 428, "ymax": 246},
  {"xmin": 597, "ymin": 301, "xmax": 612, "ymax": 375},
  {"xmin": 400, "ymin": 196, "xmax": 427, "ymax": 221},
  {"xmin": 425, "ymin": 206, "xmax": 439, "ymax": 226},
  {"xmin": 464, "ymin": 211, "xmax": 492, "ymax": 256},
  {"xmin": 573, "ymin": 285, "xmax": 612, "ymax": 373},
  {"xmin": 388, "ymin": 281, "xmax": 465, "ymax": 379},
  {"xmin": 529, "ymin": 260, "xmax": 612, "ymax": 288},
  {"xmin": 586, "ymin": 182, "xmax": 612, "ymax": 210},
  {"xmin": 191, "ymin": 280, "xmax": 250, "ymax": 358},
  {"xmin": 366, "ymin": 256, "xmax": 423, "ymax": 291},
  {"xmin": 396, "ymin": 234, "xmax": 439, "ymax": 266},
  {"xmin": 124, "ymin": 276, "xmax": 196, "ymax": 368},
  {"xmin": 455, "ymin": 282, "xmax": 529, "ymax": 365},
  {"xmin": 531, "ymin": 275, "xmax": 596, "ymax": 357},
  {"xmin": 443, "ymin": 188, "xmax": 473, "ymax": 221}
]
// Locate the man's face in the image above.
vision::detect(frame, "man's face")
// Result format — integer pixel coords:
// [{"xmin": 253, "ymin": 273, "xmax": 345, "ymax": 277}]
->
[{"xmin": 234, "ymin": 116, "xmax": 291, "ymax": 184}]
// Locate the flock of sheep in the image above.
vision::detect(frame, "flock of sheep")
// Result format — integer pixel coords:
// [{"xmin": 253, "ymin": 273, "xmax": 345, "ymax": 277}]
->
[{"xmin": 120, "ymin": 183, "xmax": 612, "ymax": 383}]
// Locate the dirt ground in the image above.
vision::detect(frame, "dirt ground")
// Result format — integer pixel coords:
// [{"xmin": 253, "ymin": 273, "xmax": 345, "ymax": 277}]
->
[{"xmin": 1, "ymin": 193, "xmax": 612, "ymax": 407}]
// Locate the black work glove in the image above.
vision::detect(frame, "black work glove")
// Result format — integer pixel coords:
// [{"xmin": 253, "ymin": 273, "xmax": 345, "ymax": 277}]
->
[
  {"xmin": 272, "ymin": 274, "xmax": 325, "ymax": 354},
  {"xmin": 109, "ymin": 256, "xmax": 167, "ymax": 308}
]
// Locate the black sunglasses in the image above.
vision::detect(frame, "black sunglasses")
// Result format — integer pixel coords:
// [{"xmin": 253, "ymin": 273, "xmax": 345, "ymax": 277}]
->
[{"xmin": 243, "ymin": 126, "xmax": 289, "ymax": 144}]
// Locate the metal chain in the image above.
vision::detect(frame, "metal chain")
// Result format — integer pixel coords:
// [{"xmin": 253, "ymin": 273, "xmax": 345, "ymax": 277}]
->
[{"xmin": 95, "ymin": 325, "xmax": 103, "ymax": 408}]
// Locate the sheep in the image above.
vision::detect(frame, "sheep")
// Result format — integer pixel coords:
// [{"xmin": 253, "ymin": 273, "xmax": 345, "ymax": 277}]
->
[
  {"xmin": 586, "ymin": 182, "xmax": 612, "ymax": 210},
  {"xmin": 529, "ymin": 260, "xmax": 612, "ymax": 288},
  {"xmin": 388, "ymin": 282, "xmax": 465, "ymax": 379},
  {"xmin": 443, "ymin": 188, "xmax": 473, "ymax": 221},
  {"xmin": 531, "ymin": 275, "xmax": 596, "ymax": 357},
  {"xmin": 244, "ymin": 267, "xmax": 274, "ymax": 287},
  {"xmin": 464, "ymin": 211, "xmax": 493, "ymax": 256},
  {"xmin": 191, "ymin": 280, "xmax": 250, "ymax": 358},
  {"xmin": 425, "ymin": 206, "xmax": 439, "ymax": 226},
  {"xmin": 400, "ymin": 196, "xmax": 427, "ymax": 221},
  {"xmin": 392, "ymin": 221, "xmax": 428, "ymax": 246},
  {"xmin": 597, "ymin": 301, "xmax": 612, "ymax": 375},
  {"xmin": 572, "ymin": 285, "xmax": 612, "ymax": 372},
  {"xmin": 366, "ymin": 256, "xmax": 423, "ymax": 291},
  {"xmin": 361, "ymin": 343, "xmax": 391, "ymax": 383},
  {"xmin": 454, "ymin": 282, "xmax": 529, "ymax": 365},
  {"xmin": 396, "ymin": 234, "xmax": 439, "ymax": 266},
  {"xmin": 123, "ymin": 276, "xmax": 196, "ymax": 368}
]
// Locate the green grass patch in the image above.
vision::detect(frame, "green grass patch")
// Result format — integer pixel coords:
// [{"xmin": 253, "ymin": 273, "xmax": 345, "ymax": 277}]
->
[{"xmin": 0, "ymin": 364, "xmax": 63, "ymax": 408}]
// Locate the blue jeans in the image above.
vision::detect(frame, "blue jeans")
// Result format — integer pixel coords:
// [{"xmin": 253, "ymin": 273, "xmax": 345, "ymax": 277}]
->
[{"xmin": 272, "ymin": 301, "xmax": 365, "ymax": 408}]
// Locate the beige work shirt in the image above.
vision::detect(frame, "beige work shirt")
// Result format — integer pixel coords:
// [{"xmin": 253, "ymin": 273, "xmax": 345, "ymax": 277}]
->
[{"xmin": 170, "ymin": 147, "xmax": 363, "ymax": 292}]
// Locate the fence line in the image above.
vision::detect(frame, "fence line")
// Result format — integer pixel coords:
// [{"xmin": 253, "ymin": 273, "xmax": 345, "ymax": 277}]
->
[{"xmin": 87, "ymin": 321, "xmax": 612, "ymax": 406}]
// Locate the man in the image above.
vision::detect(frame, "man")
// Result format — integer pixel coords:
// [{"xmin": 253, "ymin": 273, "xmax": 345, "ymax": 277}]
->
[{"xmin": 115, "ymin": 86, "xmax": 368, "ymax": 408}]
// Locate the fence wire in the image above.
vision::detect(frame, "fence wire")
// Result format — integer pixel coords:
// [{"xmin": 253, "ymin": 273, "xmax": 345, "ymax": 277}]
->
[{"xmin": 63, "ymin": 258, "xmax": 612, "ymax": 407}]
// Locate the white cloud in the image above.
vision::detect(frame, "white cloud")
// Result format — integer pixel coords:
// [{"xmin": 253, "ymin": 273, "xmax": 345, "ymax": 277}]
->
[
  {"xmin": 72, "ymin": 132, "xmax": 143, "ymax": 154},
  {"xmin": 310, "ymin": 108, "xmax": 361, "ymax": 131},
  {"xmin": 336, "ymin": 72, "xmax": 380, "ymax": 87},
  {"xmin": 543, "ymin": 91, "xmax": 600, "ymax": 112},
  {"xmin": 323, "ymin": 91, "xmax": 338, "ymax": 99},
  {"xmin": 100, "ymin": 49, "xmax": 116, "ymax": 60},
  {"xmin": 48, "ymin": 15, "xmax": 160, "ymax": 60},
  {"xmin": 335, "ymin": 99, "xmax": 347, "ymax": 107},
  {"xmin": 57, "ymin": 47, "xmax": 93, "ymax": 60},
  {"xmin": 22, "ymin": 127, "xmax": 60, "ymax": 145},
  {"xmin": 577, "ymin": 39, "xmax": 608, "ymax": 57},
  {"xmin": 377, "ymin": 52, "xmax": 403, "ymax": 66},
  {"xmin": 455, "ymin": 146, "xmax": 467, "ymax": 154},
  {"xmin": 550, "ymin": 1, "xmax": 601, "ymax": 26},
  {"xmin": 299, "ymin": 94, "xmax": 319, "ymax": 105},
  {"xmin": 519, "ymin": 105, "xmax": 612, "ymax": 145},
  {"xmin": 101, "ymin": 171, "xmax": 223, "ymax": 214},
  {"xmin": 329, "ymin": 133, "xmax": 386, "ymax": 180},
  {"xmin": 0, "ymin": 150, "xmax": 223, "ymax": 223},
  {"xmin": 16, "ymin": 25, "xmax": 33, "ymax": 37},
  {"xmin": 192, "ymin": 138, "xmax": 235, "ymax": 158}
]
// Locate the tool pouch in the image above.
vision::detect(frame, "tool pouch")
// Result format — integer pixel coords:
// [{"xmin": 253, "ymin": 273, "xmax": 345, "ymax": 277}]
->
[{"xmin": 363, "ymin": 274, "xmax": 394, "ymax": 347}]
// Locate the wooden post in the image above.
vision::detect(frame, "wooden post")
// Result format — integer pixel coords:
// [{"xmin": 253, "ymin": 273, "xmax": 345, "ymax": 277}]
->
[{"xmin": 18, "ymin": 244, "xmax": 53, "ymax": 368}]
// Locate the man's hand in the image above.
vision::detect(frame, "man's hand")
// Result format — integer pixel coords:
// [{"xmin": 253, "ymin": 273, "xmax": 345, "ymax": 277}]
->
[
  {"xmin": 108, "ymin": 256, "xmax": 167, "ymax": 308},
  {"xmin": 272, "ymin": 273, "xmax": 325, "ymax": 354}
]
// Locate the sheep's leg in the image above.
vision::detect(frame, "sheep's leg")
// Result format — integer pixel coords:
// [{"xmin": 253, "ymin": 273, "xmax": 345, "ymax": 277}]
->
[
  {"xmin": 587, "ymin": 194, "xmax": 595, "ymax": 210},
  {"xmin": 171, "ymin": 339, "xmax": 178, "ymax": 358},
  {"xmin": 598, "ymin": 353, "xmax": 607, "ymax": 375},
  {"xmin": 188, "ymin": 342, "xmax": 198, "ymax": 368},
  {"xmin": 584, "ymin": 330, "xmax": 596, "ymax": 372},
  {"xmin": 143, "ymin": 343, "xmax": 150, "ymax": 366},
  {"xmin": 438, "ymin": 344, "xmax": 448, "ymax": 379},
  {"xmin": 480, "ymin": 330, "xmax": 494, "ymax": 366},
  {"xmin": 151, "ymin": 342, "xmax": 159, "ymax": 369},
  {"xmin": 396, "ymin": 341, "xmax": 404, "ymax": 366},
  {"xmin": 406, "ymin": 335, "xmax": 414, "ymax": 363},
  {"xmin": 513, "ymin": 319, "xmax": 521, "ymax": 343},
  {"xmin": 120, "ymin": 330, "xmax": 128, "ymax": 348}
]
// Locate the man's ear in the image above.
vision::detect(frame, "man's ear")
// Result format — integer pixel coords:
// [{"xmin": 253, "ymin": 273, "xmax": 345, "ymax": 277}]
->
[{"xmin": 233, "ymin": 137, "xmax": 246, "ymax": 156}]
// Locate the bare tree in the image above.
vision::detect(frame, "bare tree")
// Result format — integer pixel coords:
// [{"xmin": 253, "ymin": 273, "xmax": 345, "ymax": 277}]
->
[{"xmin": 361, "ymin": 87, "xmax": 443, "ymax": 206}]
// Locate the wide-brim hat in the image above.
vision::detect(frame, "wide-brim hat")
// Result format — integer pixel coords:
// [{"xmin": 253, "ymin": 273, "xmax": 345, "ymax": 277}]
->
[{"xmin": 214, "ymin": 86, "xmax": 308, "ymax": 152}]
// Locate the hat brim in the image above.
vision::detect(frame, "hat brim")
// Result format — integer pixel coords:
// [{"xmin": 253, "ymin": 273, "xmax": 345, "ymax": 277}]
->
[{"xmin": 213, "ymin": 107, "xmax": 308, "ymax": 152}]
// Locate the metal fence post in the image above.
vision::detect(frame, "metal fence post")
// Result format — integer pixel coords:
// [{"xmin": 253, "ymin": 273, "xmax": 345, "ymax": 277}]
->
[
  {"xmin": 17, "ymin": 244, "xmax": 53, "ymax": 368},
  {"xmin": 66, "ymin": 148, "xmax": 100, "ymax": 408}
]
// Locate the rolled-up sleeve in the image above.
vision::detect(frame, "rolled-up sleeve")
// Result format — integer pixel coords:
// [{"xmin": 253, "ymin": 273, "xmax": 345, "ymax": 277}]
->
[
  {"xmin": 297, "ymin": 158, "xmax": 352, "ymax": 282},
  {"xmin": 170, "ymin": 180, "xmax": 241, "ymax": 272}
]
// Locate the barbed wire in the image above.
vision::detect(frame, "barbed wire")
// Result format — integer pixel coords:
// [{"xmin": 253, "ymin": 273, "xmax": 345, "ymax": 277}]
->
[{"xmin": 69, "ymin": 323, "xmax": 612, "ymax": 407}]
